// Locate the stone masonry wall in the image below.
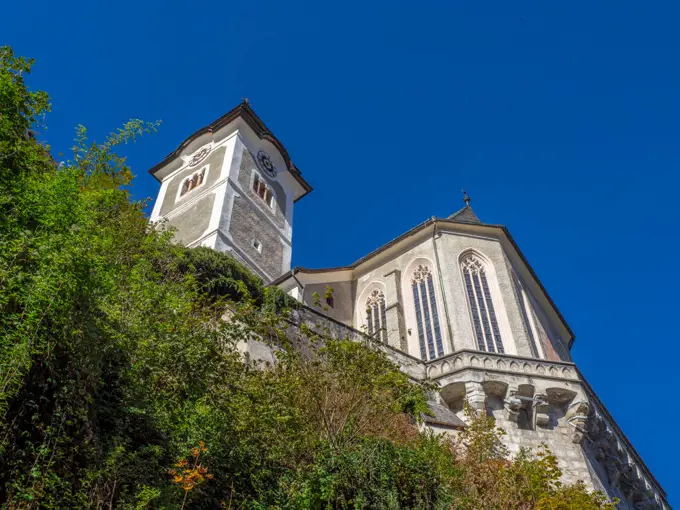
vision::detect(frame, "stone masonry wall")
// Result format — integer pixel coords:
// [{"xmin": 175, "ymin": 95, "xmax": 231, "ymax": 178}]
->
[
  {"xmin": 229, "ymin": 195, "xmax": 284, "ymax": 280},
  {"xmin": 237, "ymin": 147, "xmax": 287, "ymax": 230}
]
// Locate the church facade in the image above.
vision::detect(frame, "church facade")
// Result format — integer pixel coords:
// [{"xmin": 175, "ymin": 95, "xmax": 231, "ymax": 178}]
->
[{"xmin": 149, "ymin": 102, "xmax": 669, "ymax": 509}]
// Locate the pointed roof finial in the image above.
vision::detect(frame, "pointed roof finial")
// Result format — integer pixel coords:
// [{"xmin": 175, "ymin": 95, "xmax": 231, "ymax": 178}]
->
[
  {"xmin": 462, "ymin": 189, "xmax": 471, "ymax": 207},
  {"xmin": 242, "ymin": 97, "xmax": 250, "ymax": 105}
]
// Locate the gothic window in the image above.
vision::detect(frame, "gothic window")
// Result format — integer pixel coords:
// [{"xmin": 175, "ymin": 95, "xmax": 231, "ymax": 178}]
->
[
  {"xmin": 411, "ymin": 265, "xmax": 444, "ymax": 360},
  {"xmin": 513, "ymin": 272, "xmax": 541, "ymax": 358},
  {"xmin": 180, "ymin": 167, "xmax": 207, "ymax": 197},
  {"xmin": 461, "ymin": 254, "xmax": 504, "ymax": 353},
  {"xmin": 365, "ymin": 290, "xmax": 387, "ymax": 342},
  {"xmin": 252, "ymin": 173, "xmax": 275, "ymax": 208}
]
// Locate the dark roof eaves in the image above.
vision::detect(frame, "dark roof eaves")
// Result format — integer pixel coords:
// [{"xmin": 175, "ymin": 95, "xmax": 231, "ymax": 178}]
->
[
  {"xmin": 347, "ymin": 218, "xmax": 435, "ymax": 267},
  {"xmin": 148, "ymin": 102, "xmax": 312, "ymax": 200}
]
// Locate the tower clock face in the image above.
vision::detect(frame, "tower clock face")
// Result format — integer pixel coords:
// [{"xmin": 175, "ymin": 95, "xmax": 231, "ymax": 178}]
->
[
  {"xmin": 189, "ymin": 146, "xmax": 211, "ymax": 167},
  {"xmin": 256, "ymin": 150, "xmax": 277, "ymax": 178}
]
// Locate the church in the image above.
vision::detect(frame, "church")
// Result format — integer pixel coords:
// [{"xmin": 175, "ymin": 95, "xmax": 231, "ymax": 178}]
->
[{"xmin": 148, "ymin": 101, "xmax": 669, "ymax": 509}]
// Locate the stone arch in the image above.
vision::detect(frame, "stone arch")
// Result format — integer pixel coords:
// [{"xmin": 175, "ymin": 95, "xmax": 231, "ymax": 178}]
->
[
  {"xmin": 401, "ymin": 256, "xmax": 450, "ymax": 360},
  {"xmin": 440, "ymin": 381, "xmax": 466, "ymax": 413},
  {"xmin": 440, "ymin": 361, "xmax": 452, "ymax": 374},
  {"xmin": 457, "ymin": 248, "xmax": 517, "ymax": 355},
  {"xmin": 355, "ymin": 280, "xmax": 387, "ymax": 332}
]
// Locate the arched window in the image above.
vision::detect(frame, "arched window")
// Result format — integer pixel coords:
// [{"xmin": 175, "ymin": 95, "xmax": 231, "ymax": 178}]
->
[
  {"xmin": 461, "ymin": 253, "xmax": 504, "ymax": 353},
  {"xmin": 411, "ymin": 265, "xmax": 444, "ymax": 360},
  {"xmin": 512, "ymin": 272, "xmax": 541, "ymax": 359},
  {"xmin": 366, "ymin": 290, "xmax": 387, "ymax": 342},
  {"xmin": 252, "ymin": 173, "xmax": 275, "ymax": 208},
  {"xmin": 180, "ymin": 167, "xmax": 207, "ymax": 197}
]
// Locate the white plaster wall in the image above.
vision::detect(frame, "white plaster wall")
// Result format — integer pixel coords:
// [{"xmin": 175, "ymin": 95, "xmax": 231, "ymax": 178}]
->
[
  {"xmin": 434, "ymin": 230, "xmax": 533, "ymax": 358},
  {"xmin": 353, "ymin": 236, "xmax": 454, "ymax": 359}
]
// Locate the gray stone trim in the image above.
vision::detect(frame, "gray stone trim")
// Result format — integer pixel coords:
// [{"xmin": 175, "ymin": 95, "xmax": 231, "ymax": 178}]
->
[
  {"xmin": 384, "ymin": 302, "xmax": 402, "ymax": 312},
  {"xmin": 577, "ymin": 368, "xmax": 669, "ymax": 503},
  {"xmin": 433, "ymin": 364, "xmax": 581, "ymax": 385},
  {"xmin": 427, "ymin": 348, "xmax": 578, "ymax": 368}
]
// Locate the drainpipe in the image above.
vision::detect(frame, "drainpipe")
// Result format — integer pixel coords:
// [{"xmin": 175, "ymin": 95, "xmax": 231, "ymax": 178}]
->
[{"xmin": 431, "ymin": 219, "xmax": 455, "ymax": 351}]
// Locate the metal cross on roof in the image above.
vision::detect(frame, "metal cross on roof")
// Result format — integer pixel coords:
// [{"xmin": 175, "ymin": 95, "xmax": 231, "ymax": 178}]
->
[{"xmin": 462, "ymin": 189, "xmax": 471, "ymax": 206}]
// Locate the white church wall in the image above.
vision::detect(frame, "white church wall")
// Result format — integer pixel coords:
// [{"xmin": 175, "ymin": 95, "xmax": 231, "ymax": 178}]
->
[
  {"xmin": 302, "ymin": 279, "xmax": 355, "ymax": 325},
  {"xmin": 354, "ymin": 235, "xmax": 451, "ymax": 359},
  {"xmin": 434, "ymin": 230, "xmax": 536, "ymax": 359}
]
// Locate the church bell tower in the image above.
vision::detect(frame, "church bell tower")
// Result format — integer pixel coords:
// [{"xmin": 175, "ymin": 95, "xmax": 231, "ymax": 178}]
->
[{"xmin": 148, "ymin": 101, "xmax": 312, "ymax": 282}]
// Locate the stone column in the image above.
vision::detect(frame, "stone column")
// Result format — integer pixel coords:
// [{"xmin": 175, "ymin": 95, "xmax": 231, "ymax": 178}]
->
[
  {"xmin": 534, "ymin": 393, "xmax": 552, "ymax": 428},
  {"xmin": 383, "ymin": 269, "xmax": 407, "ymax": 351},
  {"xmin": 504, "ymin": 384, "xmax": 522, "ymax": 422},
  {"xmin": 465, "ymin": 381, "xmax": 487, "ymax": 412}
]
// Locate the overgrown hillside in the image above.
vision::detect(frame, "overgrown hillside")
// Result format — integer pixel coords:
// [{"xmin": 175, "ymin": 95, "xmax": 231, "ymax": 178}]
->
[{"xmin": 0, "ymin": 46, "xmax": 616, "ymax": 509}]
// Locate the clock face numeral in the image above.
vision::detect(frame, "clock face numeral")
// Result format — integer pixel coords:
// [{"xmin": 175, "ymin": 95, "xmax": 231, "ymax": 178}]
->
[
  {"xmin": 189, "ymin": 146, "xmax": 211, "ymax": 167},
  {"xmin": 256, "ymin": 150, "xmax": 277, "ymax": 178}
]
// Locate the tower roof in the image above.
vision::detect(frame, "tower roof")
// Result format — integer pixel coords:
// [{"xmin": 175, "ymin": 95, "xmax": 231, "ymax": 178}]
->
[
  {"xmin": 448, "ymin": 205, "xmax": 481, "ymax": 224},
  {"xmin": 148, "ymin": 100, "xmax": 312, "ymax": 201}
]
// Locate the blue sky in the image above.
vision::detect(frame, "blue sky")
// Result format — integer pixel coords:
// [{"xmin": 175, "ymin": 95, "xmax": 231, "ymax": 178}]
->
[{"xmin": 4, "ymin": 0, "xmax": 678, "ymax": 503}]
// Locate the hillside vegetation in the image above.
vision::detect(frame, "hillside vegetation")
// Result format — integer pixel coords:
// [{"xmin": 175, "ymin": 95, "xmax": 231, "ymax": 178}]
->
[{"xmin": 0, "ymin": 46, "xmax": 616, "ymax": 509}]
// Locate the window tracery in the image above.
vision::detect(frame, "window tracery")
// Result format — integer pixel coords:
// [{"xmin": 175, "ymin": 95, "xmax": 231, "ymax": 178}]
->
[
  {"xmin": 411, "ymin": 265, "xmax": 444, "ymax": 360},
  {"xmin": 365, "ymin": 289, "xmax": 387, "ymax": 342},
  {"xmin": 180, "ymin": 167, "xmax": 207, "ymax": 197},
  {"xmin": 461, "ymin": 253, "xmax": 504, "ymax": 353}
]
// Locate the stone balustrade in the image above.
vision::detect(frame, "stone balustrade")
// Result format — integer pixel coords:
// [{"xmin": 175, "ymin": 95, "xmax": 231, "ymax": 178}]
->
[{"xmin": 425, "ymin": 349, "xmax": 580, "ymax": 382}]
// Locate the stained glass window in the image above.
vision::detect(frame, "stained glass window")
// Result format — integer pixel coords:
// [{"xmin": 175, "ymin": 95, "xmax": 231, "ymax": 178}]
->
[
  {"xmin": 411, "ymin": 265, "xmax": 444, "ymax": 360},
  {"xmin": 366, "ymin": 290, "xmax": 387, "ymax": 342},
  {"xmin": 461, "ymin": 254, "xmax": 505, "ymax": 354}
]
